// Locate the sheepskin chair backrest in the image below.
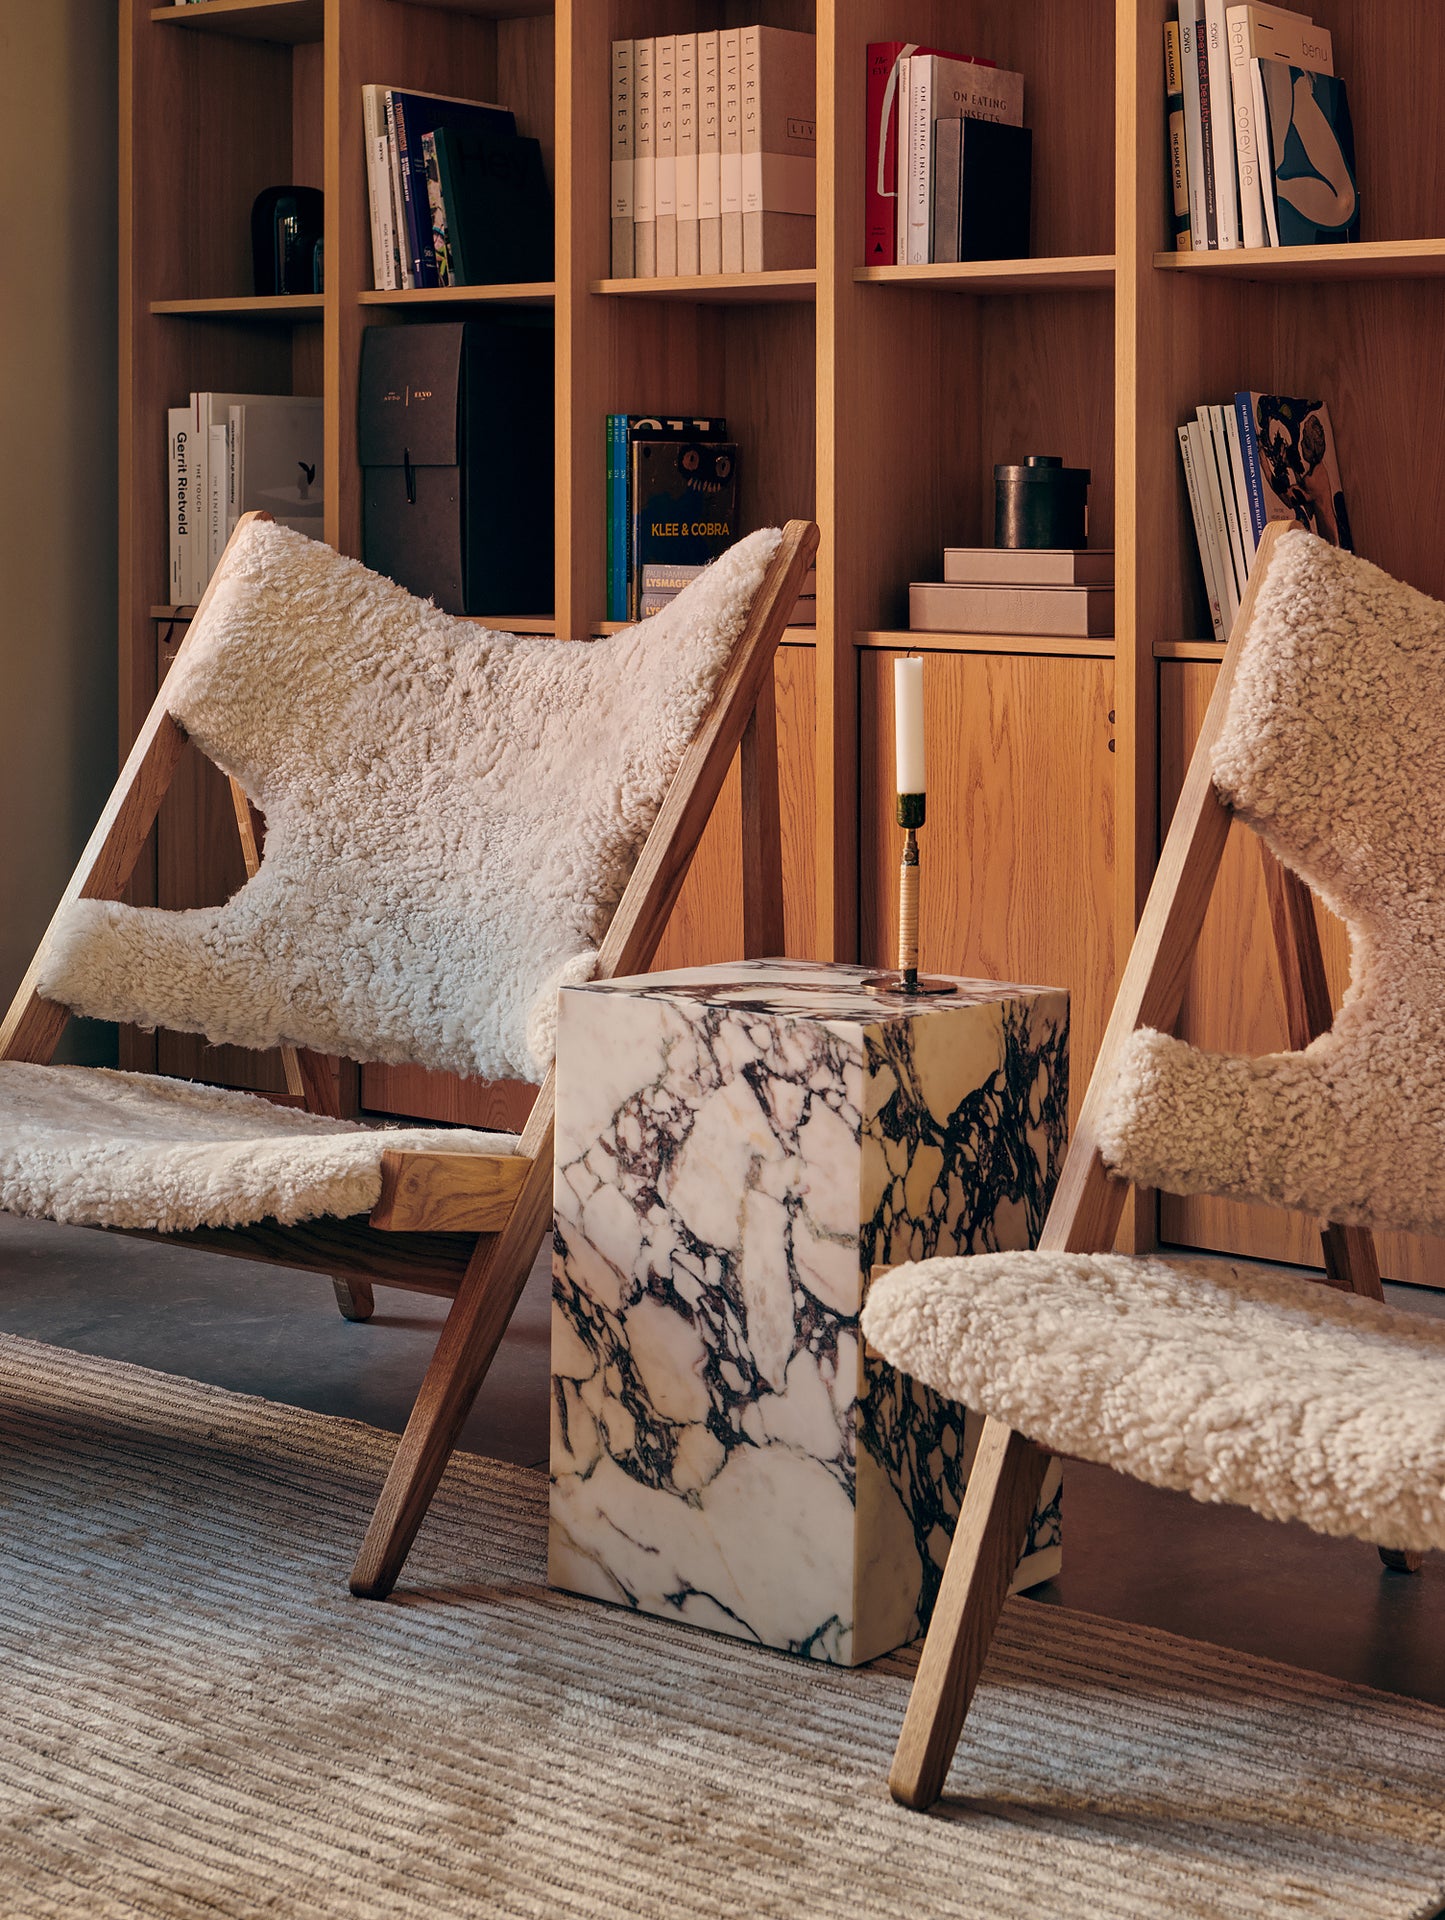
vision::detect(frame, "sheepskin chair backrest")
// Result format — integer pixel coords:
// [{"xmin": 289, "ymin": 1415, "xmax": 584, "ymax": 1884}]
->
[
  {"xmin": 38, "ymin": 519, "xmax": 784, "ymax": 1084},
  {"xmin": 1098, "ymin": 530, "xmax": 1445, "ymax": 1239}
]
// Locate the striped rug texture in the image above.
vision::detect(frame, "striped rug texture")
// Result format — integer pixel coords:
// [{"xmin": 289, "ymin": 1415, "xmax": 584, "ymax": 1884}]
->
[{"xmin": 0, "ymin": 1332, "xmax": 1442, "ymax": 1920}]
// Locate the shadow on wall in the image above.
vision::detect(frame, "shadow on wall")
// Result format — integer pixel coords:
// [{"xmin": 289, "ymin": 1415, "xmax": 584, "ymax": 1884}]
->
[{"xmin": 0, "ymin": 1, "xmax": 119, "ymax": 1066}]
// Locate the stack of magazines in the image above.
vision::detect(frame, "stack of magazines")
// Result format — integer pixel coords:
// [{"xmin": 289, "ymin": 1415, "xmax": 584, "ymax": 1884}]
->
[{"xmin": 1178, "ymin": 392, "xmax": 1351, "ymax": 642}]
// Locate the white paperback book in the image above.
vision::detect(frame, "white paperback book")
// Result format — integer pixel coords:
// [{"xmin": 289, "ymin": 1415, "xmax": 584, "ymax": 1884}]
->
[
  {"xmin": 1204, "ymin": 1, "xmax": 1240, "ymax": 246},
  {"xmin": 676, "ymin": 32, "xmax": 699, "ymax": 275},
  {"xmin": 610, "ymin": 40, "xmax": 634, "ymax": 278},
  {"xmin": 634, "ymin": 38, "xmax": 656, "ymax": 277},
  {"xmin": 166, "ymin": 406, "xmax": 200, "ymax": 607},
  {"xmin": 698, "ymin": 30, "xmax": 722, "ymax": 273},
  {"xmin": 208, "ymin": 424, "xmax": 228, "ymax": 582},
  {"xmin": 1203, "ymin": 404, "xmax": 1246, "ymax": 619},
  {"xmin": 720, "ymin": 28, "xmax": 743, "ymax": 272},
  {"xmin": 361, "ymin": 86, "xmax": 394, "ymax": 290},
  {"xmin": 1192, "ymin": 412, "xmax": 1240, "ymax": 626},
  {"xmin": 1180, "ymin": 3, "xmax": 1211, "ymax": 247},
  {"xmin": 1178, "ymin": 423, "xmax": 1227, "ymax": 645},
  {"xmin": 655, "ymin": 34, "xmax": 677, "ymax": 276}
]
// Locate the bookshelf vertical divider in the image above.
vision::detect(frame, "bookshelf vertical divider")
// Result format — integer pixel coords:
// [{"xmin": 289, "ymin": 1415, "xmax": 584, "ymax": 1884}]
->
[{"xmin": 120, "ymin": 0, "xmax": 1445, "ymax": 1281}]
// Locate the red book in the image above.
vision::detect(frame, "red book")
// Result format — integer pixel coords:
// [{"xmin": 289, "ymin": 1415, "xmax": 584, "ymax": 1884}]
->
[{"xmin": 864, "ymin": 42, "xmax": 992, "ymax": 266}]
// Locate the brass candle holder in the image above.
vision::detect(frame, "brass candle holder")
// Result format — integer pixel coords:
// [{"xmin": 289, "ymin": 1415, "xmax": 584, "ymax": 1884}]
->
[{"xmin": 862, "ymin": 792, "xmax": 955, "ymax": 997}]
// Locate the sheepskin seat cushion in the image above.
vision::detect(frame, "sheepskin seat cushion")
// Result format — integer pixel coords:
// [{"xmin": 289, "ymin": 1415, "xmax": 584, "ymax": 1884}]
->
[
  {"xmin": 0, "ymin": 1062, "xmax": 517, "ymax": 1232},
  {"xmin": 35, "ymin": 518, "xmax": 782, "ymax": 1086},
  {"xmin": 862, "ymin": 1251, "xmax": 1445, "ymax": 1553},
  {"xmin": 1097, "ymin": 531, "xmax": 1445, "ymax": 1239}
]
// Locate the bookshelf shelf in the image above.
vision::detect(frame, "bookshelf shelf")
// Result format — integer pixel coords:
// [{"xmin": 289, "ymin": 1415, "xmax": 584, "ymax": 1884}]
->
[
  {"xmin": 150, "ymin": 0, "xmax": 323, "ymax": 44},
  {"xmin": 149, "ymin": 295, "xmax": 325, "ymax": 317},
  {"xmin": 1152, "ymin": 239, "xmax": 1445, "ymax": 283},
  {"xmin": 594, "ymin": 622, "xmax": 816, "ymax": 646},
  {"xmin": 358, "ymin": 284, "xmax": 557, "ymax": 308},
  {"xmin": 118, "ymin": 0, "xmax": 1445, "ymax": 1284},
  {"xmin": 591, "ymin": 271, "xmax": 818, "ymax": 305},
  {"xmin": 854, "ymin": 256, "xmax": 1116, "ymax": 295},
  {"xmin": 857, "ymin": 631, "xmax": 1115, "ymax": 659}
]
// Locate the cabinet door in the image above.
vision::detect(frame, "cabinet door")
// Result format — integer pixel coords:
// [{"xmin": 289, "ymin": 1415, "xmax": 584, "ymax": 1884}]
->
[
  {"xmin": 1160, "ymin": 660, "xmax": 1445, "ymax": 1287},
  {"xmin": 859, "ymin": 649, "xmax": 1117, "ymax": 1128}
]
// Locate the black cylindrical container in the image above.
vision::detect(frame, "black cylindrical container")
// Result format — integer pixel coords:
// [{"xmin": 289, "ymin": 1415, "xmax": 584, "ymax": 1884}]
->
[{"xmin": 994, "ymin": 454, "xmax": 1090, "ymax": 548}]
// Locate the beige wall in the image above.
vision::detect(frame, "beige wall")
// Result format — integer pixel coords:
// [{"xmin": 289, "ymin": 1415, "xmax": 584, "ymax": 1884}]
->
[{"xmin": 0, "ymin": 2, "xmax": 117, "ymax": 1061}]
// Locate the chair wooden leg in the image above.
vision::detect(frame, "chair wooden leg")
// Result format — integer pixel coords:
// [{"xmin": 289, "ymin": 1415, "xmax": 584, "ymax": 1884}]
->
[
  {"xmin": 332, "ymin": 1278, "xmax": 375, "ymax": 1322},
  {"xmin": 349, "ymin": 1135, "xmax": 554, "ymax": 1599},
  {"xmin": 889, "ymin": 1419, "xmax": 1050, "ymax": 1810}
]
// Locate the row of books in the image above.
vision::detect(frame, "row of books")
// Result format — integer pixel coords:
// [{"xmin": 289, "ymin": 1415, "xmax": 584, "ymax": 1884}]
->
[
  {"xmin": 1178, "ymin": 392, "xmax": 1350, "ymax": 642},
  {"xmin": 1165, "ymin": 4, "xmax": 1358, "ymax": 251},
  {"xmin": 609, "ymin": 28, "xmax": 815, "ymax": 279},
  {"xmin": 363, "ymin": 86, "xmax": 552, "ymax": 291},
  {"xmin": 166, "ymin": 394, "xmax": 322, "ymax": 607},
  {"xmin": 639, "ymin": 564, "xmax": 817, "ymax": 626},
  {"xmin": 605, "ymin": 417, "xmax": 738, "ymax": 623},
  {"xmin": 910, "ymin": 547, "xmax": 1114, "ymax": 638},
  {"xmin": 864, "ymin": 42, "xmax": 1029, "ymax": 267}
]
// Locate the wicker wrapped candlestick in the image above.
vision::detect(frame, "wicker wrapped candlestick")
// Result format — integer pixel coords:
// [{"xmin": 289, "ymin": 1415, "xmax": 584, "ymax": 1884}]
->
[{"xmin": 864, "ymin": 658, "xmax": 953, "ymax": 997}]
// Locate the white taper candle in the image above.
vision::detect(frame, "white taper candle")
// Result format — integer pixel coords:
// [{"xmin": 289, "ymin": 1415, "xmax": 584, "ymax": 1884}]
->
[{"xmin": 894, "ymin": 655, "xmax": 925, "ymax": 795}]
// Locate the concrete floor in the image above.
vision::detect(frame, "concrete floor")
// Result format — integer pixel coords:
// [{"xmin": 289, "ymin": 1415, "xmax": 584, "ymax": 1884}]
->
[{"xmin": 1, "ymin": 1210, "xmax": 1442, "ymax": 1706}]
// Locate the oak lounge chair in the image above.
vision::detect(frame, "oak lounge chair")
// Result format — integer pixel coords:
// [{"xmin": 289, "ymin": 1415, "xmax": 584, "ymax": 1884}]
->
[
  {"xmin": 0, "ymin": 510, "xmax": 817, "ymax": 1599},
  {"xmin": 864, "ymin": 520, "xmax": 1445, "ymax": 1808}
]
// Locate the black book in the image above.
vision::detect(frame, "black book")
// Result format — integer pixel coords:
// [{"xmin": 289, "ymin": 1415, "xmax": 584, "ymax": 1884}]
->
[
  {"xmin": 931, "ymin": 117, "xmax": 1032, "ymax": 263},
  {"xmin": 433, "ymin": 124, "xmax": 553, "ymax": 286},
  {"xmin": 629, "ymin": 437, "xmax": 739, "ymax": 620},
  {"xmin": 359, "ymin": 318, "xmax": 553, "ymax": 617}
]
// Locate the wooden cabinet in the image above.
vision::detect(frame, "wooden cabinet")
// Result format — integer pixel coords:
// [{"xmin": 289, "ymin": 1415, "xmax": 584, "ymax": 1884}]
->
[
  {"xmin": 859, "ymin": 647, "xmax": 1116, "ymax": 1130},
  {"xmin": 119, "ymin": 2, "xmax": 1445, "ymax": 1275}
]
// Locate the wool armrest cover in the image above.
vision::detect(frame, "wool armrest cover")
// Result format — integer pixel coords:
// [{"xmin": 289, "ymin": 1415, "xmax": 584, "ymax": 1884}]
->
[
  {"xmin": 1095, "ymin": 532, "xmax": 1445, "ymax": 1243},
  {"xmin": 35, "ymin": 521, "xmax": 784, "ymax": 1086}
]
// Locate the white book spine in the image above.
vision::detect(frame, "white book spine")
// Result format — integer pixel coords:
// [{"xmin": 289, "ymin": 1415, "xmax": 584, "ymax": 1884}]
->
[
  {"xmin": 1204, "ymin": 1, "xmax": 1240, "ymax": 246},
  {"xmin": 720, "ymin": 29, "xmax": 743, "ymax": 273},
  {"xmin": 1226, "ymin": 7, "xmax": 1265, "ymax": 249},
  {"xmin": 611, "ymin": 40, "xmax": 634, "ymax": 279},
  {"xmin": 1179, "ymin": 424, "xmax": 1227, "ymax": 645},
  {"xmin": 739, "ymin": 24, "xmax": 760, "ymax": 272},
  {"xmin": 698, "ymin": 30, "xmax": 721, "ymax": 273},
  {"xmin": 634, "ymin": 39, "xmax": 656, "ymax": 277},
  {"xmin": 1222, "ymin": 403, "xmax": 1258, "ymax": 567},
  {"xmin": 383, "ymin": 92, "xmax": 412, "ymax": 288},
  {"xmin": 361, "ymin": 87, "xmax": 391, "ymax": 290},
  {"xmin": 187, "ymin": 401, "xmax": 210, "ymax": 610},
  {"xmin": 676, "ymin": 33, "xmax": 698, "ymax": 275},
  {"xmin": 1200, "ymin": 405, "xmax": 1243, "ymax": 623},
  {"xmin": 906, "ymin": 57, "xmax": 933, "ymax": 264},
  {"xmin": 208, "ymin": 424, "xmax": 227, "ymax": 583},
  {"xmin": 227, "ymin": 403, "xmax": 243, "ymax": 537},
  {"xmin": 655, "ymin": 34, "xmax": 677, "ymax": 277},
  {"xmin": 167, "ymin": 407, "xmax": 192, "ymax": 606},
  {"xmin": 1191, "ymin": 414, "xmax": 1235, "ymax": 626},
  {"xmin": 1180, "ymin": 10, "xmax": 1210, "ymax": 249}
]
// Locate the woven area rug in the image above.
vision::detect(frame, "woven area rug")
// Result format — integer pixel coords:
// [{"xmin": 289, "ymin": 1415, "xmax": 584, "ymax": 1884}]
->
[{"xmin": 0, "ymin": 1334, "xmax": 1442, "ymax": 1920}]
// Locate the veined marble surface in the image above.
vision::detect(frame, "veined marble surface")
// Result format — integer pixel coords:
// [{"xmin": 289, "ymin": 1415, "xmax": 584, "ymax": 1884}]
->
[{"xmin": 549, "ymin": 959, "xmax": 1067, "ymax": 1665}]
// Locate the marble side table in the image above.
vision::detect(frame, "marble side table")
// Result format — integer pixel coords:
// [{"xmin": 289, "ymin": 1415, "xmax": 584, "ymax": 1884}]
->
[{"xmin": 548, "ymin": 959, "xmax": 1067, "ymax": 1666}]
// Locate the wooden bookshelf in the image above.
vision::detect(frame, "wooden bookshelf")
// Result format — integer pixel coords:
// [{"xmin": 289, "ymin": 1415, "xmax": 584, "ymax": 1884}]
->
[{"xmin": 119, "ymin": 0, "xmax": 1445, "ymax": 1281}]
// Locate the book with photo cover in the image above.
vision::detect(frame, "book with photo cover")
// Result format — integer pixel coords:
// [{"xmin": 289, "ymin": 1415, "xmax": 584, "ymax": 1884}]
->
[
  {"xmin": 629, "ymin": 435, "xmax": 738, "ymax": 619},
  {"xmin": 1239, "ymin": 392, "xmax": 1352, "ymax": 547},
  {"xmin": 1256, "ymin": 62, "xmax": 1359, "ymax": 245}
]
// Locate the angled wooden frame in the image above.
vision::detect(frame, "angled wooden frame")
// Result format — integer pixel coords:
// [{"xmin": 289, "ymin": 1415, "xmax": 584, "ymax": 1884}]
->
[
  {"xmin": 1, "ymin": 511, "xmax": 820, "ymax": 1600},
  {"xmin": 883, "ymin": 521, "xmax": 1394, "ymax": 1810}
]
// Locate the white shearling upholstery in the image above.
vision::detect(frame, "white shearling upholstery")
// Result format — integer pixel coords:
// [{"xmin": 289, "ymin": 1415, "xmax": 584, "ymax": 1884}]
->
[
  {"xmin": 36, "ymin": 519, "xmax": 783, "ymax": 1086},
  {"xmin": 1097, "ymin": 531, "xmax": 1445, "ymax": 1239},
  {"xmin": 862, "ymin": 1251, "xmax": 1445, "ymax": 1552},
  {"xmin": 0, "ymin": 1063, "xmax": 516, "ymax": 1232}
]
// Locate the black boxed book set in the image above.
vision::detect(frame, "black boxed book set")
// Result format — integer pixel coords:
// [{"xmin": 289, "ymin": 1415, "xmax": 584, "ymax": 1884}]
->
[{"xmin": 359, "ymin": 319, "xmax": 553, "ymax": 617}]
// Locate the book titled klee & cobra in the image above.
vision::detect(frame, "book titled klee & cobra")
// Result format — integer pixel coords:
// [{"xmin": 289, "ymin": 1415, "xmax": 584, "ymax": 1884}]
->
[{"xmin": 629, "ymin": 436, "xmax": 739, "ymax": 618}]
